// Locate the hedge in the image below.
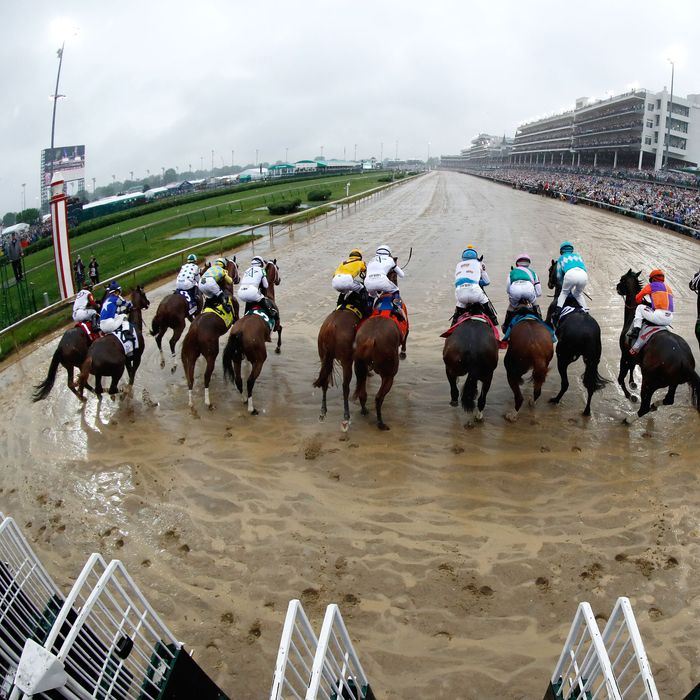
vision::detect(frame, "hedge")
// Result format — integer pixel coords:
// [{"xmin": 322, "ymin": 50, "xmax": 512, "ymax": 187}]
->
[
  {"xmin": 307, "ymin": 188, "xmax": 332, "ymax": 202},
  {"xmin": 268, "ymin": 199, "xmax": 302, "ymax": 215}
]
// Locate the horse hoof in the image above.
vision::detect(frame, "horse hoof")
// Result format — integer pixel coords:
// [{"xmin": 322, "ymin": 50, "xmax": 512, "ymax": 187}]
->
[
  {"xmin": 504, "ymin": 411, "xmax": 519, "ymax": 423},
  {"xmin": 465, "ymin": 418, "xmax": 475, "ymax": 429},
  {"xmin": 475, "ymin": 410, "xmax": 484, "ymax": 422},
  {"xmin": 361, "ymin": 407, "xmax": 369, "ymax": 416},
  {"xmin": 548, "ymin": 397, "xmax": 560, "ymax": 405},
  {"xmin": 450, "ymin": 400, "xmax": 458, "ymax": 407},
  {"xmin": 207, "ymin": 403, "xmax": 215, "ymax": 411},
  {"xmin": 623, "ymin": 414, "xmax": 637, "ymax": 425},
  {"xmin": 170, "ymin": 365, "xmax": 177, "ymax": 374},
  {"xmin": 319, "ymin": 413, "xmax": 326, "ymax": 422},
  {"xmin": 630, "ymin": 395, "xmax": 639, "ymax": 404},
  {"xmin": 582, "ymin": 409, "xmax": 591, "ymax": 417},
  {"xmin": 399, "ymin": 352, "xmax": 406, "ymax": 360},
  {"xmin": 528, "ymin": 397, "xmax": 536, "ymax": 408},
  {"xmin": 275, "ymin": 347, "xmax": 281, "ymax": 355},
  {"xmin": 630, "ymin": 381, "xmax": 638, "ymax": 389},
  {"xmin": 160, "ymin": 360, "xmax": 165, "ymax": 369},
  {"xmin": 377, "ymin": 422, "xmax": 390, "ymax": 431},
  {"xmin": 341, "ymin": 420, "xmax": 350, "ymax": 433},
  {"xmin": 250, "ymin": 408, "xmax": 259, "ymax": 416}
]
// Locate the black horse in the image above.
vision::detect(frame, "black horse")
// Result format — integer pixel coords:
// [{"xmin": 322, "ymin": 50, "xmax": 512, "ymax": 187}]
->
[
  {"xmin": 442, "ymin": 307, "xmax": 499, "ymax": 427},
  {"xmin": 690, "ymin": 269, "xmax": 700, "ymax": 350},
  {"xmin": 616, "ymin": 269, "xmax": 700, "ymax": 422},
  {"xmin": 547, "ymin": 261, "xmax": 607, "ymax": 416}
]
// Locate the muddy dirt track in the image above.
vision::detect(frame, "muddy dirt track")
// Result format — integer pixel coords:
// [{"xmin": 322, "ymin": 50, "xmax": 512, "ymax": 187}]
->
[{"xmin": 2, "ymin": 171, "xmax": 700, "ymax": 698}]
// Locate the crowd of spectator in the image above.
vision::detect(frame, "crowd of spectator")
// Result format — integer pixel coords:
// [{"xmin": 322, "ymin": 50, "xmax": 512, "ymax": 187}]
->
[{"xmin": 473, "ymin": 167, "xmax": 700, "ymax": 235}]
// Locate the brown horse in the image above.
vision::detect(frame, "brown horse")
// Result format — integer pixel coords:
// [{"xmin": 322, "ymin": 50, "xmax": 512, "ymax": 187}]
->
[
  {"xmin": 617, "ymin": 269, "xmax": 700, "ymax": 423},
  {"xmin": 32, "ymin": 325, "xmax": 96, "ymax": 401},
  {"xmin": 77, "ymin": 286, "xmax": 150, "ymax": 400},
  {"xmin": 442, "ymin": 310, "xmax": 499, "ymax": 427},
  {"xmin": 353, "ymin": 301, "xmax": 408, "ymax": 430},
  {"xmin": 221, "ymin": 311, "xmax": 276, "ymax": 416},
  {"xmin": 151, "ymin": 258, "xmax": 239, "ymax": 372},
  {"xmin": 262, "ymin": 259, "xmax": 283, "ymax": 353},
  {"xmin": 313, "ymin": 308, "xmax": 362, "ymax": 430},
  {"xmin": 503, "ymin": 313, "xmax": 554, "ymax": 422}
]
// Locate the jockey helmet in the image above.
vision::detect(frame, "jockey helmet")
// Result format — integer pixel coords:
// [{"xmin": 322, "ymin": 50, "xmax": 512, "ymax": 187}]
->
[
  {"xmin": 107, "ymin": 280, "xmax": 121, "ymax": 292},
  {"xmin": 560, "ymin": 241, "xmax": 574, "ymax": 254},
  {"xmin": 214, "ymin": 257, "xmax": 226, "ymax": 268},
  {"xmin": 516, "ymin": 252, "xmax": 531, "ymax": 266},
  {"xmin": 376, "ymin": 245, "xmax": 392, "ymax": 257},
  {"xmin": 187, "ymin": 254, "xmax": 197, "ymax": 263},
  {"xmin": 348, "ymin": 249, "xmax": 362, "ymax": 259},
  {"xmin": 649, "ymin": 268, "xmax": 665, "ymax": 281},
  {"xmin": 251, "ymin": 256, "xmax": 265, "ymax": 267},
  {"xmin": 462, "ymin": 247, "xmax": 478, "ymax": 260}
]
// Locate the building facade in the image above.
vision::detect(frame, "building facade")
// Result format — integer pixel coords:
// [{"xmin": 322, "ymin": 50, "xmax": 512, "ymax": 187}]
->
[{"xmin": 441, "ymin": 133, "xmax": 513, "ymax": 169}]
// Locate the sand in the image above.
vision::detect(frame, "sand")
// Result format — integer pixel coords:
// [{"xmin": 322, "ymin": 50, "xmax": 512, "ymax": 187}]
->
[{"xmin": 2, "ymin": 170, "xmax": 700, "ymax": 698}]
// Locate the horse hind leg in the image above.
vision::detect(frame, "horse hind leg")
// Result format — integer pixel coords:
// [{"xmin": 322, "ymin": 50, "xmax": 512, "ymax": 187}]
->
[
  {"xmin": 475, "ymin": 374, "xmax": 493, "ymax": 423},
  {"xmin": 353, "ymin": 360, "xmax": 369, "ymax": 416},
  {"xmin": 246, "ymin": 361, "xmax": 263, "ymax": 415},
  {"xmin": 530, "ymin": 361, "xmax": 549, "ymax": 407},
  {"xmin": 461, "ymin": 373, "xmax": 480, "ymax": 427},
  {"xmin": 659, "ymin": 384, "xmax": 678, "ymax": 407},
  {"xmin": 375, "ymin": 373, "xmax": 395, "ymax": 431},
  {"xmin": 625, "ymin": 382, "xmax": 655, "ymax": 424},
  {"xmin": 275, "ymin": 325, "xmax": 283, "ymax": 355},
  {"xmin": 446, "ymin": 367, "xmax": 460, "ymax": 407},
  {"xmin": 341, "ymin": 359, "xmax": 353, "ymax": 432},
  {"xmin": 400, "ymin": 329, "xmax": 409, "ymax": 360},
  {"xmin": 505, "ymin": 370, "xmax": 525, "ymax": 422},
  {"xmin": 170, "ymin": 321, "xmax": 186, "ymax": 373},
  {"xmin": 549, "ymin": 354, "xmax": 570, "ymax": 406},
  {"xmin": 203, "ymin": 353, "xmax": 217, "ymax": 410}
]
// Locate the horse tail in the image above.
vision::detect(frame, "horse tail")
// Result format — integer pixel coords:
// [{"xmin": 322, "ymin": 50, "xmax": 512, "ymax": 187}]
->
[
  {"xmin": 222, "ymin": 330, "xmax": 243, "ymax": 384},
  {"xmin": 461, "ymin": 372, "xmax": 478, "ymax": 412},
  {"xmin": 32, "ymin": 348, "xmax": 62, "ymax": 402},
  {"xmin": 582, "ymin": 337, "xmax": 609, "ymax": 394},
  {"xmin": 313, "ymin": 347, "xmax": 335, "ymax": 389},
  {"xmin": 689, "ymin": 371, "xmax": 700, "ymax": 413},
  {"xmin": 150, "ymin": 312, "xmax": 160, "ymax": 337}
]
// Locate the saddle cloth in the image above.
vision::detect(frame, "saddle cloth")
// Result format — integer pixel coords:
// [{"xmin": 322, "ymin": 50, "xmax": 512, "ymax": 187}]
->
[
  {"xmin": 176, "ymin": 288, "xmax": 198, "ymax": 316},
  {"xmin": 632, "ymin": 323, "xmax": 668, "ymax": 353},
  {"xmin": 440, "ymin": 313, "xmax": 502, "ymax": 345},
  {"xmin": 360, "ymin": 301, "xmax": 409, "ymax": 341},
  {"xmin": 245, "ymin": 307, "xmax": 275, "ymax": 331},
  {"xmin": 111, "ymin": 327, "xmax": 138, "ymax": 357},
  {"xmin": 503, "ymin": 314, "xmax": 557, "ymax": 343},
  {"xmin": 75, "ymin": 321, "xmax": 99, "ymax": 343},
  {"xmin": 203, "ymin": 303, "xmax": 234, "ymax": 329}
]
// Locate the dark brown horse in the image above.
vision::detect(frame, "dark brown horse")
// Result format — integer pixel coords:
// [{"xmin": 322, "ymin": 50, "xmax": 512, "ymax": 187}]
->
[
  {"xmin": 503, "ymin": 312, "xmax": 554, "ymax": 422},
  {"xmin": 616, "ymin": 269, "xmax": 700, "ymax": 423},
  {"xmin": 221, "ymin": 312, "xmax": 274, "ymax": 416},
  {"xmin": 77, "ymin": 286, "xmax": 150, "ymax": 400},
  {"xmin": 32, "ymin": 325, "xmax": 96, "ymax": 401},
  {"xmin": 442, "ymin": 309, "xmax": 499, "ymax": 427},
  {"xmin": 313, "ymin": 308, "xmax": 362, "ymax": 430},
  {"xmin": 353, "ymin": 302, "xmax": 408, "ymax": 430},
  {"xmin": 262, "ymin": 259, "xmax": 283, "ymax": 353},
  {"xmin": 151, "ymin": 258, "xmax": 239, "ymax": 372},
  {"xmin": 546, "ymin": 260, "xmax": 608, "ymax": 416}
]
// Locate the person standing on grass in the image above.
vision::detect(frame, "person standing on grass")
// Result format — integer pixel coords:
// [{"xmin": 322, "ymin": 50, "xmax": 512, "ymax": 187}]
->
[
  {"xmin": 88, "ymin": 255, "xmax": 99, "ymax": 285},
  {"xmin": 73, "ymin": 254, "xmax": 85, "ymax": 288},
  {"xmin": 7, "ymin": 233, "xmax": 23, "ymax": 283}
]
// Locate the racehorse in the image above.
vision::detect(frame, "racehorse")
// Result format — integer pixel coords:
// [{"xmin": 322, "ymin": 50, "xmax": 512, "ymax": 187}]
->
[
  {"xmin": 313, "ymin": 306, "xmax": 362, "ymax": 430},
  {"xmin": 32, "ymin": 325, "xmax": 96, "ymax": 401},
  {"xmin": 690, "ymin": 269, "xmax": 700, "ymax": 350},
  {"xmin": 151, "ymin": 257, "xmax": 239, "ymax": 372},
  {"xmin": 503, "ymin": 309, "xmax": 554, "ymax": 422},
  {"xmin": 616, "ymin": 269, "xmax": 700, "ymax": 422},
  {"xmin": 353, "ymin": 297, "xmax": 408, "ymax": 430},
  {"xmin": 77, "ymin": 286, "xmax": 150, "ymax": 400},
  {"xmin": 546, "ymin": 260, "xmax": 607, "ymax": 416},
  {"xmin": 442, "ymin": 308, "xmax": 499, "ymax": 427},
  {"xmin": 262, "ymin": 259, "xmax": 282, "ymax": 354}
]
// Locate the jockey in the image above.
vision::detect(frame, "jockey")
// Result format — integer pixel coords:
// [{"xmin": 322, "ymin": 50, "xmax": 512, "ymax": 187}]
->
[
  {"xmin": 99, "ymin": 281, "xmax": 133, "ymax": 338},
  {"xmin": 553, "ymin": 242, "xmax": 588, "ymax": 323},
  {"xmin": 72, "ymin": 282, "xmax": 100, "ymax": 331},
  {"xmin": 364, "ymin": 244, "xmax": 405, "ymax": 318},
  {"xmin": 176, "ymin": 253, "xmax": 201, "ymax": 318},
  {"xmin": 237, "ymin": 256, "xmax": 279, "ymax": 325},
  {"xmin": 626, "ymin": 269, "xmax": 674, "ymax": 353},
  {"xmin": 502, "ymin": 252, "xmax": 542, "ymax": 332},
  {"xmin": 451, "ymin": 246, "xmax": 498, "ymax": 327},
  {"xmin": 198, "ymin": 257, "xmax": 232, "ymax": 311},
  {"xmin": 332, "ymin": 248, "xmax": 369, "ymax": 313}
]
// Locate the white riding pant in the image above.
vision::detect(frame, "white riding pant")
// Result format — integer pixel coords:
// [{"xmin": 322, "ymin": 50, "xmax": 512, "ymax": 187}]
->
[
  {"xmin": 73, "ymin": 308, "xmax": 97, "ymax": 323},
  {"xmin": 507, "ymin": 280, "xmax": 537, "ymax": 308},
  {"xmin": 332, "ymin": 273, "xmax": 364, "ymax": 294},
  {"xmin": 100, "ymin": 314, "xmax": 128, "ymax": 334},
  {"xmin": 199, "ymin": 277, "xmax": 222, "ymax": 299},
  {"xmin": 237, "ymin": 284, "xmax": 264, "ymax": 303},
  {"xmin": 634, "ymin": 306, "xmax": 673, "ymax": 328},
  {"xmin": 557, "ymin": 268, "xmax": 588, "ymax": 310},
  {"xmin": 455, "ymin": 283, "xmax": 489, "ymax": 308},
  {"xmin": 365, "ymin": 274, "xmax": 398, "ymax": 297}
]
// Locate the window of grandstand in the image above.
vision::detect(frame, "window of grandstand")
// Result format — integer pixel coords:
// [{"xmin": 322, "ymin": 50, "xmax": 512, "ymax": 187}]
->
[
  {"xmin": 646, "ymin": 120, "xmax": 653, "ymax": 128},
  {"xmin": 648, "ymin": 103, "xmax": 654, "ymax": 111},
  {"xmin": 644, "ymin": 137, "xmax": 652, "ymax": 145}
]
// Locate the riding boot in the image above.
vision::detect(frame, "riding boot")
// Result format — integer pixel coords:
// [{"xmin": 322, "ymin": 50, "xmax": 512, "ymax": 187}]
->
[
  {"xmin": 359, "ymin": 287, "xmax": 371, "ymax": 316},
  {"xmin": 626, "ymin": 326, "xmax": 640, "ymax": 344},
  {"xmin": 483, "ymin": 302, "xmax": 499, "ymax": 328},
  {"xmin": 336, "ymin": 292, "xmax": 345, "ymax": 308},
  {"xmin": 550, "ymin": 305, "xmax": 562, "ymax": 327},
  {"xmin": 501, "ymin": 309, "xmax": 514, "ymax": 334},
  {"xmin": 262, "ymin": 297, "xmax": 280, "ymax": 328}
]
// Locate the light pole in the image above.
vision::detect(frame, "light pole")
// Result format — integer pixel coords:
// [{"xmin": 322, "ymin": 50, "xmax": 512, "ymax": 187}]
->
[
  {"xmin": 320, "ymin": 145, "xmax": 324, "ymax": 159},
  {"xmin": 49, "ymin": 43, "xmax": 66, "ymax": 167},
  {"xmin": 161, "ymin": 166, "xmax": 165, "ymax": 181},
  {"xmin": 92, "ymin": 177, "xmax": 96, "ymax": 193},
  {"xmin": 354, "ymin": 143, "xmax": 357, "ymax": 161},
  {"xmin": 130, "ymin": 170, "xmax": 134, "ymax": 181},
  {"xmin": 21, "ymin": 183, "xmax": 26, "ymax": 211},
  {"xmin": 664, "ymin": 59, "xmax": 675, "ymax": 170},
  {"xmin": 285, "ymin": 147, "xmax": 288, "ymax": 162},
  {"xmin": 211, "ymin": 149, "xmax": 214, "ymax": 174}
]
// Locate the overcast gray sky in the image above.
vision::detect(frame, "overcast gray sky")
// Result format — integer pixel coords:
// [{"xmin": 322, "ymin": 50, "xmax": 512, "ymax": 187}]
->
[{"xmin": 1, "ymin": 0, "xmax": 698, "ymax": 215}]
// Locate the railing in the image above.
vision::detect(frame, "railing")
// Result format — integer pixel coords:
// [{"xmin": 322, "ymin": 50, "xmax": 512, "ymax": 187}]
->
[{"xmin": 0, "ymin": 174, "xmax": 419, "ymax": 361}]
